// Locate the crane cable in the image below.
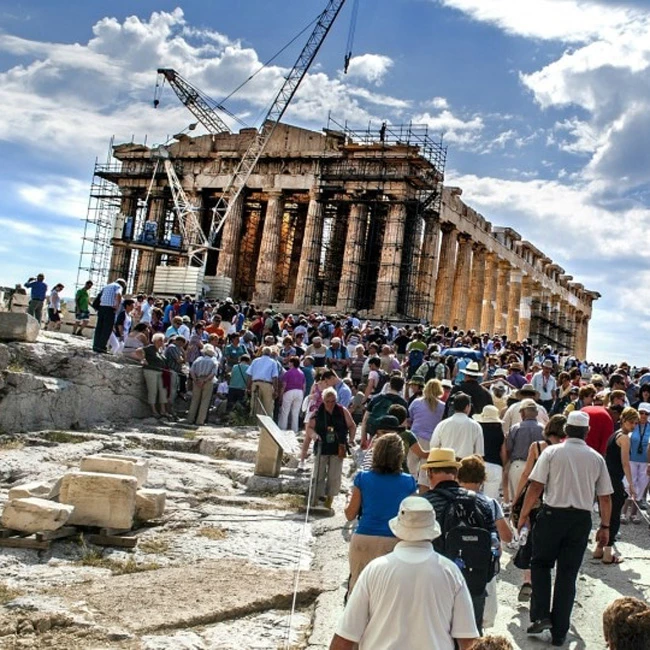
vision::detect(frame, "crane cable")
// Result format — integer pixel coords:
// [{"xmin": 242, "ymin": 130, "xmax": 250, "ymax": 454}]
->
[{"xmin": 344, "ymin": 0, "xmax": 360, "ymax": 74}]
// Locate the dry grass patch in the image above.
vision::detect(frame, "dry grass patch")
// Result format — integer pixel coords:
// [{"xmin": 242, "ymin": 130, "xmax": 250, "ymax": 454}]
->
[
  {"xmin": 138, "ymin": 537, "xmax": 171, "ymax": 554},
  {"xmin": 0, "ymin": 584, "xmax": 23, "ymax": 604},
  {"xmin": 197, "ymin": 526, "xmax": 228, "ymax": 540},
  {"xmin": 0, "ymin": 438, "xmax": 24, "ymax": 451},
  {"xmin": 42, "ymin": 431, "xmax": 86, "ymax": 444},
  {"xmin": 78, "ymin": 549, "xmax": 160, "ymax": 575}
]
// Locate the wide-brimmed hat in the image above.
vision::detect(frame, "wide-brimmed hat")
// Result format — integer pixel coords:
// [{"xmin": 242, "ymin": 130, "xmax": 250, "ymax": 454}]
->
[
  {"xmin": 408, "ymin": 376, "xmax": 425, "ymax": 386},
  {"xmin": 519, "ymin": 398, "xmax": 538, "ymax": 411},
  {"xmin": 542, "ymin": 359, "xmax": 554, "ymax": 369},
  {"xmin": 375, "ymin": 415, "xmax": 404, "ymax": 432},
  {"xmin": 510, "ymin": 361, "xmax": 524, "ymax": 371},
  {"xmin": 421, "ymin": 447, "xmax": 461, "ymax": 470},
  {"xmin": 515, "ymin": 384, "xmax": 539, "ymax": 400},
  {"xmin": 473, "ymin": 405, "xmax": 502, "ymax": 423},
  {"xmin": 441, "ymin": 379, "xmax": 453, "ymax": 389},
  {"xmin": 464, "ymin": 361, "xmax": 482, "ymax": 377},
  {"xmin": 493, "ymin": 368, "xmax": 508, "ymax": 378},
  {"xmin": 388, "ymin": 496, "xmax": 441, "ymax": 542}
]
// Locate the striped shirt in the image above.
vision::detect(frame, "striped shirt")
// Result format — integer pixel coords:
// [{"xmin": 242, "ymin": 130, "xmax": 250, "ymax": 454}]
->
[
  {"xmin": 190, "ymin": 355, "xmax": 217, "ymax": 379},
  {"xmin": 99, "ymin": 282, "xmax": 123, "ymax": 308}
]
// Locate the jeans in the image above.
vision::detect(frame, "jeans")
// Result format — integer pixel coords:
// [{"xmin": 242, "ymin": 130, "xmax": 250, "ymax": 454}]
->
[
  {"xmin": 27, "ymin": 299, "xmax": 44, "ymax": 324},
  {"xmin": 530, "ymin": 506, "xmax": 591, "ymax": 640},
  {"xmin": 93, "ymin": 306, "xmax": 115, "ymax": 352}
]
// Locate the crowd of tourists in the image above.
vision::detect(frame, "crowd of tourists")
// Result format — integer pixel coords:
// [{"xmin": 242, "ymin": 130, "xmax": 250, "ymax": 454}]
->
[{"xmin": 22, "ymin": 274, "xmax": 650, "ymax": 648}]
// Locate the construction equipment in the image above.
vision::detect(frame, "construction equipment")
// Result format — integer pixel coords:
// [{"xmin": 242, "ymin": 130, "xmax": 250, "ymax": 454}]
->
[
  {"xmin": 154, "ymin": 68, "xmax": 233, "ymax": 136},
  {"xmin": 208, "ymin": 0, "xmax": 348, "ymax": 247}
]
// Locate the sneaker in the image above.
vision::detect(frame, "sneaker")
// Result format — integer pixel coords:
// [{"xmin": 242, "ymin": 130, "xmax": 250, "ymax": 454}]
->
[
  {"xmin": 639, "ymin": 501, "xmax": 648, "ymax": 511},
  {"xmin": 518, "ymin": 582, "xmax": 533, "ymax": 602},
  {"xmin": 631, "ymin": 515, "xmax": 641, "ymax": 525},
  {"xmin": 297, "ymin": 460, "xmax": 307, "ymax": 472},
  {"xmin": 527, "ymin": 619, "xmax": 552, "ymax": 635}
]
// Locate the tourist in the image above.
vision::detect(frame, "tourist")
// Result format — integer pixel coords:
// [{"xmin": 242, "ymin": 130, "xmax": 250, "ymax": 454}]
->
[
  {"xmin": 326, "ymin": 337, "xmax": 350, "ymax": 374},
  {"xmin": 122, "ymin": 322, "xmax": 149, "ymax": 362},
  {"xmin": 344, "ymin": 431, "xmax": 417, "ymax": 593},
  {"xmin": 164, "ymin": 335, "xmax": 187, "ymax": 407},
  {"xmin": 306, "ymin": 387, "xmax": 356, "ymax": 511},
  {"xmin": 430, "ymin": 393, "xmax": 484, "ymax": 461},
  {"xmin": 620, "ymin": 402, "xmax": 650, "ymax": 524},
  {"xmin": 603, "ymin": 597, "xmax": 650, "ymax": 650},
  {"xmin": 72, "ymin": 280, "xmax": 93, "ymax": 337},
  {"xmin": 305, "ymin": 335, "xmax": 328, "ymax": 368},
  {"xmin": 24, "ymin": 273, "xmax": 47, "ymax": 324},
  {"xmin": 93, "ymin": 278, "xmax": 126, "ymax": 354},
  {"xmin": 446, "ymin": 361, "xmax": 493, "ymax": 417},
  {"xmin": 531, "ymin": 359, "xmax": 557, "ymax": 412},
  {"xmin": 421, "ymin": 448, "xmax": 497, "ymax": 633},
  {"xmin": 408, "ymin": 378, "xmax": 445, "ymax": 490},
  {"xmin": 505, "ymin": 399, "xmax": 545, "ymax": 505},
  {"xmin": 228, "ymin": 354, "xmax": 251, "ymax": 411},
  {"xmin": 330, "ymin": 497, "xmax": 479, "ymax": 649},
  {"xmin": 598, "ymin": 407, "xmax": 639, "ymax": 563},
  {"xmin": 186, "ymin": 344, "xmax": 217, "ymax": 426},
  {"xmin": 246, "ymin": 346, "xmax": 280, "ymax": 417},
  {"xmin": 360, "ymin": 375, "xmax": 408, "ymax": 449},
  {"xmin": 46, "ymin": 283, "xmax": 64, "ymax": 331},
  {"xmin": 112, "ymin": 298, "xmax": 135, "ymax": 351},
  {"xmin": 185, "ymin": 322, "xmax": 204, "ymax": 365},
  {"xmin": 278, "ymin": 357, "xmax": 305, "ymax": 433},
  {"xmin": 511, "ymin": 414, "xmax": 566, "ymax": 602},
  {"xmin": 458, "ymin": 455, "xmax": 513, "ymax": 631},
  {"xmin": 518, "ymin": 410, "xmax": 613, "ymax": 647},
  {"xmin": 473, "ymin": 405, "xmax": 506, "ymax": 500},
  {"xmin": 141, "ymin": 332, "xmax": 170, "ymax": 419},
  {"xmin": 500, "ymin": 384, "xmax": 549, "ymax": 437}
]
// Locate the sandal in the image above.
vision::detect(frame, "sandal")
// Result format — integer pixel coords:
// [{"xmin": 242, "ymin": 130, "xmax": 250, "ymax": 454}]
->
[
  {"xmin": 592, "ymin": 547, "xmax": 604, "ymax": 560},
  {"xmin": 602, "ymin": 556, "xmax": 624, "ymax": 565}
]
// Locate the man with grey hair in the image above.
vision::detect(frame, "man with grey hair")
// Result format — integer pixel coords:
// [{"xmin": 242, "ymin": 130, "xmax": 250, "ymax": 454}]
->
[
  {"xmin": 330, "ymin": 497, "xmax": 478, "ymax": 649},
  {"xmin": 506, "ymin": 398, "xmax": 545, "ymax": 500},
  {"xmin": 93, "ymin": 278, "xmax": 127, "ymax": 354},
  {"xmin": 306, "ymin": 386, "xmax": 356, "ymax": 511},
  {"xmin": 187, "ymin": 345, "xmax": 217, "ymax": 426},
  {"xmin": 246, "ymin": 346, "xmax": 280, "ymax": 417}
]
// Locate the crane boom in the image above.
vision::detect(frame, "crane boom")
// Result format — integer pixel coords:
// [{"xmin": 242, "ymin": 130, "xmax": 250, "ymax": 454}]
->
[
  {"xmin": 208, "ymin": 0, "xmax": 347, "ymax": 244},
  {"xmin": 156, "ymin": 68, "xmax": 232, "ymax": 135}
]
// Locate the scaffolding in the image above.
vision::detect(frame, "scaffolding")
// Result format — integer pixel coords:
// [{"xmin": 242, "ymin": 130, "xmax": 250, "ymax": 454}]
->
[
  {"xmin": 530, "ymin": 298, "xmax": 574, "ymax": 353},
  {"xmin": 314, "ymin": 117, "xmax": 447, "ymax": 319}
]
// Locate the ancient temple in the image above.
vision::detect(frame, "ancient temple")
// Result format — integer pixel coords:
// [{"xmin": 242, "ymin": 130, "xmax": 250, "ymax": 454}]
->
[{"xmin": 81, "ymin": 121, "xmax": 598, "ymax": 357}]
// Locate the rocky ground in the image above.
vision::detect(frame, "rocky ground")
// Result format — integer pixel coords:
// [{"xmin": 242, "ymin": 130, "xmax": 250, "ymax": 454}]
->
[{"xmin": 1, "ymin": 421, "xmax": 649, "ymax": 650}]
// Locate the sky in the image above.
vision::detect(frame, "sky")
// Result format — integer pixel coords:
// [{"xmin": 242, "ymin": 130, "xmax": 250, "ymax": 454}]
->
[{"xmin": 0, "ymin": 0, "xmax": 648, "ymax": 364}]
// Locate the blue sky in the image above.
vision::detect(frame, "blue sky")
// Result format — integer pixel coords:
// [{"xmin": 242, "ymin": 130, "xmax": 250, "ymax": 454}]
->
[{"xmin": 1, "ymin": 0, "xmax": 649, "ymax": 364}]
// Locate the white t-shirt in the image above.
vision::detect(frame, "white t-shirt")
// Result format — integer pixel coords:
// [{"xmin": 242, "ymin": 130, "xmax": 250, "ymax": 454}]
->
[
  {"xmin": 140, "ymin": 302, "xmax": 153, "ymax": 324},
  {"xmin": 336, "ymin": 541, "xmax": 478, "ymax": 649},
  {"xmin": 49, "ymin": 289, "xmax": 61, "ymax": 311},
  {"xmin": 431, "ymin": 413, "xmax": 484, "ymax": 459}
]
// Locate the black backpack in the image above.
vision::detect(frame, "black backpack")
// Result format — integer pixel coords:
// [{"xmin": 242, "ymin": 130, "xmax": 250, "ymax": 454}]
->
[
  {"xmin": 436, "ymin": 488, "xmax": 498, "ymax": 595},
  {"xmin": 373, "ymin": 370, "xmax": 389, "ymax": 394}
]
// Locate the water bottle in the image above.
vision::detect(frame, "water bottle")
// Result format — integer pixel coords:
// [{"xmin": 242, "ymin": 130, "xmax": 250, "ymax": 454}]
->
[
  {"xmin": 490, "ymin": 532, "xmax": 501, "ymax": 558},
  {"xmin": 454, "ymin": 550, "xmax": 466, "ymax": 570},
  {"xmin": 519, "ymin": 525, "xmax": 529, "ymax": 547}
]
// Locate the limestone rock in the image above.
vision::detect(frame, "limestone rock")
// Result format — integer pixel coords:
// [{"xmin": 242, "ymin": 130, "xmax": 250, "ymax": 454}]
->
[
  {"xmin": 93, "ymin": 453, "xmax": 149, "ymax": 486},
  {"xmin": 0, "ymin": 343, "xmax": 9, "ymax": 371},
  {"xmin": 8, "ymin": 482, "xmax": 52, "ymax": 500},
  {"xmin": 135, "ymin": 489, "xmax": 166, "ymax": 521},
  {"xmin": 80, "ymin": 455, "xmax": 148, "ymax": 487},
  {"xmin": 60, "ymin": 472, "xmax": 137, "ymax": 530},
  {"xmin": 1, "ymin": 497, "xmax": 74, "ymax": 534},
  {"xmin": 0, "ymin": 313, "xmax": 40, "ymax": 342}
]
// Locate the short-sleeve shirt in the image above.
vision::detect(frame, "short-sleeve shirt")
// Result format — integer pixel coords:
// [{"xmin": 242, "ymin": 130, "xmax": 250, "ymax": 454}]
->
[
  {"xmin": 353, "ymin": 471, "xmax": 417, "ymax": 536},
  {"xmin": 336, "ymin": 541, "xmax": 478, "ymax": 649},
  {"xmin": 408, "ymin": 398, "xmax": 445, "ymax": 442},
  {"xmin": 75, "ymin": 288, "xmax": 89, "ymax": 312},
  {"xmin": 529, "ymin": 437, "xmax": 613, "ymax": 511}
]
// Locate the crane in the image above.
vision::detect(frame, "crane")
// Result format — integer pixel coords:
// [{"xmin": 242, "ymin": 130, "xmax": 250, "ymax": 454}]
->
[
  {"xmin": 154, "ymin": 68, "xmax": 234, "ymax": 135},
  {"xmin": 207, "ymin": 0, "xmax": 347, "ymax": 248}
]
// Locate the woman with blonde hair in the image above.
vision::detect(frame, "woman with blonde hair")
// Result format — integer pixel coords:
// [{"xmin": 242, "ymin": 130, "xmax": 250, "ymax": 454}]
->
[
  {"xmin": 407, "ymin": 379, "xmax": 445, "ymax": 491},
  {"xmin": 344, "ymin": 431, "xmax": 416, "ymax": 595}
]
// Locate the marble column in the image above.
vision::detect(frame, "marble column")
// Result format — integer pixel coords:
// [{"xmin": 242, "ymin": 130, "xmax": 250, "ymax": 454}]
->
[
  {"xmin": 216, "ymin": 191, "xmax": 246, "ymax": 279},
  {"xmin": 573, "ymin": 312, "xmax": 584, "ymax": 358},
  {"xmin": 432, "ymin": 222, "xmax": 457, "ymax": 325},
  {"xmin": 450, "ymin": 233, "xmax": 472, "ymax": 329},
  {"xmin": 108, "ymin": 189, "xmax": 137, "ymax": 282},
  {"xmin": 293, "ymin": 192, "xmax": 324, "ymax": 307},
  {"xmin": 253, "ymin": 191, "xmax": 284, "ymax": 304},
  {"xmin": 480, "ymin": 252, "xmax": 498, "ymax": 333},
  {"xmin": 549, "ymin": 295, "xmax": 562, "ymax": 347},
  {"xmin": 374, "ymin": 201, "xmax": 407, "ymax": 315},
  {"xmin": 538, "ymin": 289, "xmax": 552, "ymax": 342},
  {"xmin": 507, "ymin": 270, "xmax": 523, "ymax": 341},
  {"xmin": 518, "ymin": 276, "xmax": 533, "ymax": 342},
  {"xmin": 466, "ymin": 243, "xmax": 487, "ymax": 332},
  {"xmin": 561, "ymin": 303, "xmax": 575, "ymax": 352},
  {"xmin": 337, "ymin": 201, "xmax": 368, "ymax": 312},
  {"xmin": 494, "ymin": 260, "xmax": 511, "ymax": 335},
  {"xmin": 416, "ymin": 213, "xmax": 441, "ymax": 321},
  {"xmin": 580, "ymin": 316, "xmax": 590, "ymax": 360}
]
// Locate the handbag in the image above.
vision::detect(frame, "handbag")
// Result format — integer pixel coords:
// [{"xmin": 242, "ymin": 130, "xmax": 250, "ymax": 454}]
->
[{"xmin": 91, "ymin": 289, "xmax": 103, "ymax": 311}]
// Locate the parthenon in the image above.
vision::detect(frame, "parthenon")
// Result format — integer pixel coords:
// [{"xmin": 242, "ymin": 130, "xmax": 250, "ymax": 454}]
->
[{"xmin": 82, "ymin": 120, "xmax": 599, "ymax": 358}]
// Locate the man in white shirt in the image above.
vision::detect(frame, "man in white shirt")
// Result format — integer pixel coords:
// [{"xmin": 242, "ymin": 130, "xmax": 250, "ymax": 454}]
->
[
  {"xmin": 431, "ymin": 393, "xmax": 484, "ymax": 460},
  {"xmin": 330, "ymin": 497, "xmax": 478, "ymax": 650},
  {"xmin": 140, "ymin": 296, "xmax": 155, "ymax": 325},
  {"xmin": 518, "ymin": 410, "xmax": 613, "ymax": 647},
  {"xmin": 501, "ymin": 384, "xmax": 549, "ymax": 437},
  {"xmin": 531, "ymin": 359, "xmax": 557, "ymax": 412}
]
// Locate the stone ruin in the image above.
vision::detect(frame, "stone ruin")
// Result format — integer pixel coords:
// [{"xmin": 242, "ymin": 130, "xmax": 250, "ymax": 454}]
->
[{"xmin": 1, "ymin": 454, "xmax": 165, "ymax": 538}]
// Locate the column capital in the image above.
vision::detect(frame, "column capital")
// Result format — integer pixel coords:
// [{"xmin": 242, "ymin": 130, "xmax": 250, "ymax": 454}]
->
[
  {"xmin": 264, "ymin": 189, "xmax": 284, "ymax": 198},
  {"xmin": 498, "ymin": 258, "xmax": 512, "ymax": 270},
  {"xmin": 472, "ymin": 242, "xmax": 487, "ymax": 254},
  {"xmin": 440, "ymin": 221, "xmax": 456, "ymax": 234},
  {"xmin": 457, "ymin": 232, "xmax": 472, "ymax": 244}
]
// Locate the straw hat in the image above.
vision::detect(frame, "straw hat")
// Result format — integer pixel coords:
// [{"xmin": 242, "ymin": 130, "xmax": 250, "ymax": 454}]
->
[
  {"xmin": 515, "ymin": 384, "xmax": 539, "ymax": 400},
  {"xmin": 464, "ymin": 361, "xmax": 482, "ymax": 377},
  {"xmin": 421, "ymin": 448, "xmax": 461, "ymax": 470},
  {"xmin": 473, "ymin": 404, "xmax": 502, "ymax": 423},
  {"xmin": 388, "ymin": 497, "xmax": 441, "ymax": 542}
]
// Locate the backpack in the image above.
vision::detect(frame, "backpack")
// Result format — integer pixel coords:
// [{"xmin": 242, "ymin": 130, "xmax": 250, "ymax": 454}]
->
[
  {"xmin": 373, "ymin": 370, "xmax": 389, "ymax": 394},
  {"xmin": 407, "ymin": 348, "xmax": 425, "ymax": 377},
  {"xmin": 318, "ymin": 321, "xmax": 332, "ymax": 339},
  {"xmin": 436, "ymin": 488, "xmax": 497, "ymax": 596},
  {"xmin": 91, "ymin": 290, "xmax": 103, "ymax": 311}
]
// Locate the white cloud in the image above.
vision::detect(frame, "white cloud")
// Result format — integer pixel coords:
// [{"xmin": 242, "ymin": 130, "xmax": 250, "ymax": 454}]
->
[
  {"xmin": 413, "ymin": 109, "xmax": 484, "ymax": 145},
  {"xmin": 343, "ymin": 53, "xmax": 393, "ymax": 85},
  {"xmin": 17, "ymin": 178, "xmax": 91, "ymax": 219}
]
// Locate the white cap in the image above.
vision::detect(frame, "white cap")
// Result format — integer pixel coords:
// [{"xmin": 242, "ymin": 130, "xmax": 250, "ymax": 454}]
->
[
  {"xmin": 567, "ymin": 411, "xmax": 590, "ymax": 427},
  {"xmin": 638, "ymin": 402, "xmax": 650, "ymax": 414}
]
